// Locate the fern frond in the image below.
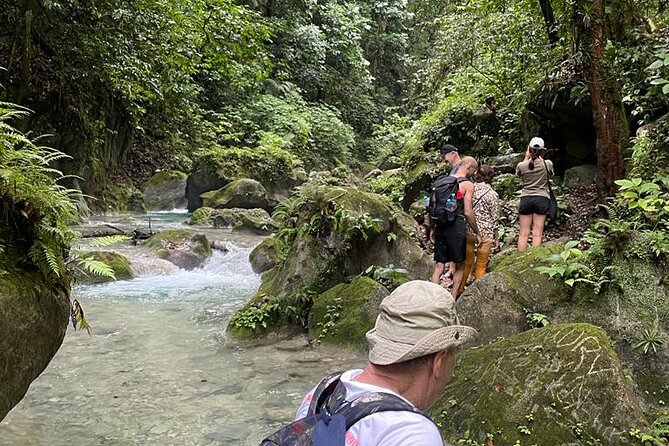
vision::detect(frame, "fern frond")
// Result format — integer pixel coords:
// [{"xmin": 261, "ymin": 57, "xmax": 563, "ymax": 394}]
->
[
  {"xmin": 88, "ymin": 235, "xmax": 130, "ymax": 247},
  {"xmin": 79, "ymin": 258, "xmax": 116, "ymax": 279}
]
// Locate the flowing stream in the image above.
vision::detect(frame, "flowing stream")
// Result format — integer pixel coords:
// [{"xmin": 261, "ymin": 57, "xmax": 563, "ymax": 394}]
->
[{"xmin": 0, "ymin": 212, "xmax": 365, "ymax": 446}]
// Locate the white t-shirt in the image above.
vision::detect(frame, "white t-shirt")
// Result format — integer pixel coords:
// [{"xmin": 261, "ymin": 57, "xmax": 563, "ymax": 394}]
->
[{"xmin": 295, "ymin": 369, "xmax": 444, "ymax": 446}]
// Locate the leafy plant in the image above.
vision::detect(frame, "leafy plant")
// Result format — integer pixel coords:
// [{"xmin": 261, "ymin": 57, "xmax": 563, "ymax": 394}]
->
[
  {"xmin": 634, "ymin": 327, "xmax": 664, "ymax": 355},
  {"xmin": 229, "ymin": 299, "xmax": 279, "ymax": 331},
  {"xmin": 524, "ymin": 309, "xmax": 550, "ymax": 328},
  {"xmin": 629, "ymin": 427, "xmax": 664, "ymax": 445},
  {"xmin": 315, "ymin": 303, "xmax": 343, "ymax": 344}
]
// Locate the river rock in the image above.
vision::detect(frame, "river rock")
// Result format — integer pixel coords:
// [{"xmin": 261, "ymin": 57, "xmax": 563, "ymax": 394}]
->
[
  {"xmin": 458, "ymin": 233, "xmax": 669, "ymax": 412},
  {"xmin": 189, "ymin": 207, "xmax": 278, "ymax": 234},
  {"xmin": 76, "ymin": 251, "xmax": 135, "ymax": 284},
  {"xmin": 0, "ymin": 271, "xmax": 70, "ymax": 421},
  {"xmin": 185, "ymin": 146, "xmax": 304, "ymax": 212},
  {"xmin": 143, "ymin": 170, "xmax": 187, "ymax": 210},
  {"xmin": 228, "ymin": 186, "xmax": 432, "ymax": 340},
  {"xmin": 143, "ymin": 229, "xmax": 212, "ymax": 270},
  {"xmin": 249, "ymin": 237, "xmax": 281, "ymax": 274},
  {"xmin": 201, "ymin": 178, "xmax": 271, "ymax": 210},
  {"xmin": 435, "ymin": 323, "xmax": 648, "ymax": 445}
]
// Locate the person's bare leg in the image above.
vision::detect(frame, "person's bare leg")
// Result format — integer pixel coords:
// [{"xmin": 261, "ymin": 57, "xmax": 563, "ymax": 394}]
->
[
  {"xmin": 531, "ymin": 214, "xmax": 547, "ymax": 247},
  {"xmin": 517, "ymin": 214, "xmax": 532, "ymax": 251},
  {"xmin": 431, "ymin": 262, "xmax": 445, "ymax": 284},
  {"xmin": 451, "ymin": 262, "xmax": 465, "ymax": 300}
]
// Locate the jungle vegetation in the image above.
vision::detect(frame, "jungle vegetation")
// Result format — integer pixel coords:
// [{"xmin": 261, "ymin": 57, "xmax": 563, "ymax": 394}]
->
[{"xmin": 1, "ymin": 0, "xmax": 669, "ymax": 282}]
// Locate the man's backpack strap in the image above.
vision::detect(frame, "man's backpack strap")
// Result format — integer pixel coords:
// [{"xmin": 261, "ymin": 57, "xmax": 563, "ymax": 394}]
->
[
  {"xmin": 333, "ymin": 391, "xmax": 432, "ymax": 428},
  {"xmin": 307, "ymin": 372, "xmax": 344, "ymax": 416}
]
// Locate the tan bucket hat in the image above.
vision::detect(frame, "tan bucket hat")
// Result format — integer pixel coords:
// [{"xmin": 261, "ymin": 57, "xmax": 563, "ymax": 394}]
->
[{"xmin": 366, "ymin": 280, "xmax": 477, "ymax": 365}]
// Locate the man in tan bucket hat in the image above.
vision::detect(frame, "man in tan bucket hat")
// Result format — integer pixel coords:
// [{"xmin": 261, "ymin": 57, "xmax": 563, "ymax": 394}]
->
[{"xmin": 291, "ymin": 280, "xmax": 476, "ymax": 446}]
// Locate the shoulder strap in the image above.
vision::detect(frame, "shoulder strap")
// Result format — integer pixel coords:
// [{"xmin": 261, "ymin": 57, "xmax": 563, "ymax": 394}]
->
[
  {"xmin": 542, "ymin": 160, "xmax": 554, "ymax": 195},
  {"xmin": 335, "ymin": 392, "xmax": 433, "ymax": 428},
  {"xmin": 473, "ymin": 187, "xmax": 491, "ymax": 208},
  {"xmin": 308, "ymin": 373, "xmax": 344, "ymax": 416}
]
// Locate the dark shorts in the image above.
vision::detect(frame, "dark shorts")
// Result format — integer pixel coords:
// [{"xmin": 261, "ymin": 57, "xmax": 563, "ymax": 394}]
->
[
  {"xmin": 519, "ymin": 196, "xmax": 550, "ymax": 215},
  {"xmin": 433, "ymin": 216, "xmax": 466, "ymax": 264}
]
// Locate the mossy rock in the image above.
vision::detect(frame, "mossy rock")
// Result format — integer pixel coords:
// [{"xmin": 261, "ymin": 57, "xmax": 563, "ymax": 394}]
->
[
  {"xmin": 436, "ymin": 323, "xmax": 648, "ymax": 445},
  {"xmin": 201, "ymin": 178, "xmax": 270, "ymax": 210},
  {"xmin": 143, "ymin": 170, "xmax": 187, "ymax": 210},
  {"xmin": 0, "ymin": 271, "xmax": 70, "ymax": 421},
  {"xmin": 77, "ymin": 251, "xmax": 134, "ymax": 284},
  {"xmin": 552, "ymin": 232, "xmax": 669, "ymax": 413},
  {"xmin": 492, "ymin": 173, "xmax": 522, "ymax": 201},
  {"xmin": 185, "ymin": 145, "xmax": 303, "ymax": 211},
  {"xmin": 249, "ymin": 237, "xmax": 282, "ymax": 274},
  {"xmin": 227, "ymin": 186, "xmax": 432, "ymax": 341},
  {"xmin": 308, "ymin": 276, "xmax": 389, "ymax": 348},
  {"xmin": 456, "ymin": 242, "xmax": 570, "ymax": 343},
  {"xmin": 143, "ymin": 229, "xmax": 212, "ymax": 270},
  {"xmin": 188, "ymin": 207, "xmax": 278, "ymax": 234}
]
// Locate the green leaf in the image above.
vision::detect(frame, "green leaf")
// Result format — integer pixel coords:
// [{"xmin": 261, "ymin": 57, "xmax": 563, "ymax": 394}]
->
[
  {"xmin": 648, "ymin": 59, "xmax": 665, "ymax": 70},
  {"xmin": 650, "ymin": 78, "xmax": 669, "ymax": 85}
]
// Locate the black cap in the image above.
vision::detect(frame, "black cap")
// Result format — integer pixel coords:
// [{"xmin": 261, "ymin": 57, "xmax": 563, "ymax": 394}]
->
[{"xmin": 440, "ymin": 144, "xmax": 458, "ymax": 156}]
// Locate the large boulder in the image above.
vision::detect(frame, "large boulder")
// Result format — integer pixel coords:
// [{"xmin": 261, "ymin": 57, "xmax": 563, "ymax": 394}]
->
[
  {"xmin": 143, "ymin": 229, "xmax": 212, "ymax": 270},
  {"xmin": 76, "ymin": 251, "xmax": 135, "ymax": 284},
  {"xmin": 308, "ymin": 276, "xmax": 389, "ymax": 348},
  {"xmin": 185, "ymin": 146, "xmax": 303, "ymax": 211},
  {"xmin": 143, "ymin": 170, "xmax": 187, "ymax": 210},
  {"xmin": 0, "ymin": 271, "xmax": 70, "ymax": 421},
  {"xmin": 556, "ymin": 232, "xmax": 669, "ymax": 412},
  {"xmin": 458, "ymin": 234, "xmax": 669, "ymax": 412},
  {"xmin": 228, "ymin": 186, "xmax": 432, "ymax": 340},
  {"xmin": 436, "ymin": 323, "xmax": 648, "ymax": 445},
  {"xmin": 456, "ymin": 243, "xmax": 571, "ymax": 343},
  {"xmin": 201, "ymin": 178, "xmax": 270, "ymax": 210},
  {"xmin": 189, "ymin": 207, "xmax": 278, "ymax": 234}
]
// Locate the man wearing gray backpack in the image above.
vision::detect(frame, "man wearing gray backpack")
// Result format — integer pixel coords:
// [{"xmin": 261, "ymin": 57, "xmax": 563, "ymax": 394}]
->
[{"xmin": 260, "ymin": 280, "xmax": 476, "ymax": 446}]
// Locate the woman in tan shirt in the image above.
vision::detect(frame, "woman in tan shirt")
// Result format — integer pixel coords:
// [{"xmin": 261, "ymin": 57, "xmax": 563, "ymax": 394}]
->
[{"xmin": 516, "ymin": 137, "xmax": 554, "ymax": 251}]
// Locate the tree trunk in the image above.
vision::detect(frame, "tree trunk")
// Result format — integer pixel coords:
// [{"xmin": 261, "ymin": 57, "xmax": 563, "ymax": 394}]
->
[
  {"xmin": 537, "ymin": 0, "xmax": 559, "ymax": 45},
  {"xmin": 577, "ymin": 0, "xmax": 627, "ymax": 197}
]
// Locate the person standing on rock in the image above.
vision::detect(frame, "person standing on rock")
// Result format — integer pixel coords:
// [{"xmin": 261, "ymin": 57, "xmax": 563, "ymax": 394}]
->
[
  {"xmin": 458, "ymin": 164, "xmax": 499, "ymax": 295},
  {"xmin": 516, "ymin": 137, "xmax": 554, "ymax": 251},
  {"xmin": 430, "ymin": 144, "xmax": 462, "ymax": 285},
  {"xmin": 429, "ymin": 156, "xmax": 482, "ymax": 300},
  {"xmin": 260, "ymin": 280, "xmax": 476, "ymax": 446}
]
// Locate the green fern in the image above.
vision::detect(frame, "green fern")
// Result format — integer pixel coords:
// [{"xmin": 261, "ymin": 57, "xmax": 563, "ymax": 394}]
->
[
  {"xmin": 87, "ymin": 235, "xmax": 131, "ymax": 247},
  {"xmin": 77, "ymin": 258, "xmax": 117, "ymax": 279}
]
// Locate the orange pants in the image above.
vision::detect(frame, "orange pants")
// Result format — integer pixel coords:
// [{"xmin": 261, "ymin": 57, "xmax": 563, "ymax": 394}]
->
[{"xmin": 459, "ymin": 235, "xmax": 494, "ymax": 294}]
